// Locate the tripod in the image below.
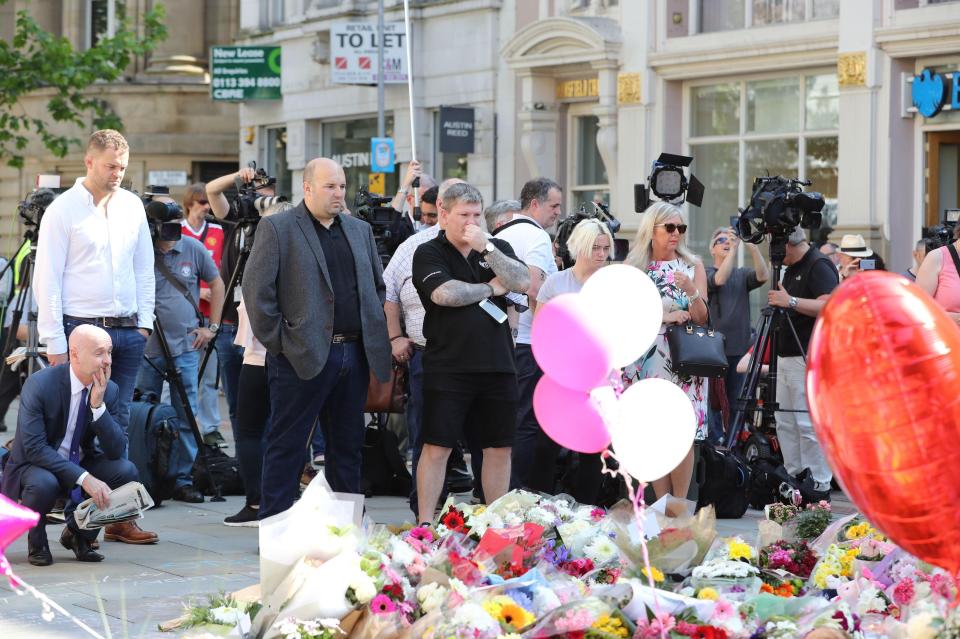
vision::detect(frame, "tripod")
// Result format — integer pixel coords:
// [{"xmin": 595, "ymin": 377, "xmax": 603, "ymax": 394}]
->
[
  {"xmin": 0, "ymin": 232, "xmax": 48, "ymax": 389},
  {"xmin": 147, "ymin": 317, "xmax": 224, "ymax": 502},
  {"xmin": 723, "ymin": 235, "xmax": 809, "ymax": 455}
]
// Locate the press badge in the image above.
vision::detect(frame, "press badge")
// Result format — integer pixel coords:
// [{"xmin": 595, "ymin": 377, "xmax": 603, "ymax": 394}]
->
[{"xmin": 478, "ymin": 298, "xmax": 508, "ymax": 324}]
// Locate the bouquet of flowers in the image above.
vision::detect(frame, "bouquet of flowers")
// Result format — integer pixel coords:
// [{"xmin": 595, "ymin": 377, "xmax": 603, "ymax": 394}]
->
[
  {"xmin": 758, "ymin": 540, "xmax": 818, "ymax": 579},
  {"xmin": 782, "ymin": 501, "xmax": 833, "ymax": 540},
  {"xmin": 811, "ymin": 543, "xmax": 860, "ymax": 589}
]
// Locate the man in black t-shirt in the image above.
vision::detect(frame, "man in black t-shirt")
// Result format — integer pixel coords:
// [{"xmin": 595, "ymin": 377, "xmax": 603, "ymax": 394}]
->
[
  {"xmin": 411, "ymin": 182, "xmax": 530, "ymax": 525},
  {"xmin": 766, "ymin": 228, "xmax": 839, "ymax": 501}
]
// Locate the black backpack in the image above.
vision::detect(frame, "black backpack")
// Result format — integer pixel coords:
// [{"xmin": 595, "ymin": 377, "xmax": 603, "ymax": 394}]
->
[
  {"xmin": 192, "ymin": 445, "xmax": 245, "ymax": 497},
  {"xmin": 747, "ymin": 456, "xmax": 801, "ymax": 509},
  {"xmin": 128, "ymin": 392, "xmax": 182, "ymax": 505},
  {"xmin": 360, "ymin": 418, "xmax": 412, "ymax": 497},
  {"xmin": 696, "ymin": 441, "xmax": 751, "ymax": 518}
]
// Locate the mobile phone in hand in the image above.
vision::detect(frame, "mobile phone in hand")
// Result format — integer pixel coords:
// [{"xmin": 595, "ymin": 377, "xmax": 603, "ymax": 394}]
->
[{"xmin": 860, "ymin": 259, "xmax": 876, "ymax": 270}]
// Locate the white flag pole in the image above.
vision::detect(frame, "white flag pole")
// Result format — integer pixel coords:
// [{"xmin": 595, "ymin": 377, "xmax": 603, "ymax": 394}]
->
[{"xmin": 403, "ymin": 0, "xmax": 419, "ymax": 225}]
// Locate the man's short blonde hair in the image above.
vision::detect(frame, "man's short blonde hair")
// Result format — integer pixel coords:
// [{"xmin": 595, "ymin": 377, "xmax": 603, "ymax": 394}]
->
[{"xmin": 87, "ymin": 129, "xmax": 129, "ymax": 154}]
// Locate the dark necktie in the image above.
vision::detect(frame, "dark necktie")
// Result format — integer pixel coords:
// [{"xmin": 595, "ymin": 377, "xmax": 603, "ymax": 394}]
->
[{"xmin": 68, "ymin": 387, "xmax": 89, "ymax": 503}]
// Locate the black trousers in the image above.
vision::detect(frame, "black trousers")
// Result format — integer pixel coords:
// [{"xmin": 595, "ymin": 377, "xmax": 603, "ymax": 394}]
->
[
  {"xmin": 235, "ymin": 363, "xmax": 270, "ymax": 506},
  {"xmin": 20, "ymin": 456, "xmax": 137, "ymax": 546}
]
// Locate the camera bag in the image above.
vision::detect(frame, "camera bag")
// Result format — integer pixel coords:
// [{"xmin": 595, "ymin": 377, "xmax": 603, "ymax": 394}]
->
[{"xmin": 695, "ymin": 441, "xmax": 751, "ymax": 518}]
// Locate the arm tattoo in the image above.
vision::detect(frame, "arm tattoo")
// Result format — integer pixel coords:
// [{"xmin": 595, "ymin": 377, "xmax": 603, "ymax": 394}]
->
[
  {"xmin": 431, "ymin": 280, "xmax": 491, "ymax": 307},
  {"xmin": 485, "ymin": 250, "xmax": 531, "ymax": 292}
]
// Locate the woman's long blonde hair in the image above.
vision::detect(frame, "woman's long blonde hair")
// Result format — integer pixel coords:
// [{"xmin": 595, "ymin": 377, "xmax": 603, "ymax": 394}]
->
[{"xmin": 624, "ymin": 202, "xmax": 698, "ymax": 271}]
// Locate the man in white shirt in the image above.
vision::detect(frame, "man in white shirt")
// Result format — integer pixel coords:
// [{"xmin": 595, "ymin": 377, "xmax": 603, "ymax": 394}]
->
[
  {"xmin": 33, "ymin": 130, "xmax": 155, "ymax": 441},
  {"xmin": 492, "ymin": 177, "xmax": 562, "ymax": 493}
]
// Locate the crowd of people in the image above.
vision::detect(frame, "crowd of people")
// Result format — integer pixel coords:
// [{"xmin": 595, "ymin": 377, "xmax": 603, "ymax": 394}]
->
[{"xmin": 3, "ymin": 128, "xmax": 960, "ymax": 569}]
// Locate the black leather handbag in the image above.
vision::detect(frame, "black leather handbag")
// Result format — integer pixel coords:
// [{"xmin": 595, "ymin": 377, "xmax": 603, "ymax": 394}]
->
[{"xmin": 664, "ymin": 317, "xmax": 728, "ymax": 378}]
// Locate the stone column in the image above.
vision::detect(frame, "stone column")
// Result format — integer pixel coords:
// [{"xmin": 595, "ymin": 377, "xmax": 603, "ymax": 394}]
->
[
  {"xmin": 516, "ymin": 70, "xmax": 560, "ymax": 180},
  {"xmin": 592, "ymin": 60, "xmax": 619, "ymax": 197},
  {"xmin": 144, "ymin": 0, "xmax": 206, "ymax": 78}
]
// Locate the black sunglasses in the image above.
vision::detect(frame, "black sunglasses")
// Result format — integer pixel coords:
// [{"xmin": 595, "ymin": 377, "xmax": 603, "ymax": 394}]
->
[
  {"xmin": 657, "ymin": 223, "xmax": 688, "ymax": 235},
  {"xmin": 195, "ymin": 199, "xmax": 209, "ymax": 205}
]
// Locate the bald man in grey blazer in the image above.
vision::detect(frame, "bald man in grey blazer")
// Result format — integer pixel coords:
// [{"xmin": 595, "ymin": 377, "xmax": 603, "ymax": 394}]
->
[{"xmin": 244, "ymin": 158, "xmax": 391, "ymax": 517}]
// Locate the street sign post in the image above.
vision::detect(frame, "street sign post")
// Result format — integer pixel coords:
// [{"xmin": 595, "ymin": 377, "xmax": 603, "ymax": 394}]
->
[
  {"xmin": 211, "ymin": 46, "xmax": 282, "ymax": 101},
  {"xmin": 371, "ymin": 138, "xmax": 395, "ymax": 173},
  {"xmin": 331, "ymin": 22, "xmax": 408, "ymax": 85}
]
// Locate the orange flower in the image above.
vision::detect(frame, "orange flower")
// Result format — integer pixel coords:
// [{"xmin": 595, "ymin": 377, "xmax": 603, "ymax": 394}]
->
[
  {"xmin": 761, "ymin": 583, "xmax": 774, "ymax": 594},
  {"xmin": 775, "ymin": 584, "xmax": 795, "ymax": 598}
]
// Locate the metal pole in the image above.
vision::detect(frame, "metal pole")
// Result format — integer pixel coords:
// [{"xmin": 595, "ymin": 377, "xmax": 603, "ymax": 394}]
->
[
  {"xmin": 403, "ymin": 0, "xmax": 416, "ymax": 164},
  {"xmin": 377, "ymin": 0, "xmax": 385, "ymax": 138}
]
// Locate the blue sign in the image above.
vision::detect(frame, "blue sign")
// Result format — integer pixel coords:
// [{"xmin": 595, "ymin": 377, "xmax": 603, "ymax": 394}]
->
[
  {"xmin": 911, "ymin": 68, "xmax": 960, "ymax": 118},
  {"xmin": 370, "ymin": 137, "xmax": 395, "ymax": 173}
]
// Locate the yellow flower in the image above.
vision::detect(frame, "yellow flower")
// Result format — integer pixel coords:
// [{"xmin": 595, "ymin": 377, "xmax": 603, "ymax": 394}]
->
[
  {"xmin": 727, "ymin": 539, "xmax": 753, "ymax": 561},
  {"xmin": 472, "ymin": 505, "xmax": 487, "ymax": 515},
  {"xmin": 498, "ymin": 603, "xmax": 535, "ymax": 631},
  {"xmin": 697, "ymin": 587, "xmax": 720, "ymax": 601},
  {"xmin": 641, "ymin": 566, "xmax": 665, "ymax": 583},
  {"xmin": 845, "ymin": 522, "xmax": 871, "ymax": 540},
  {"xmin": 591, "ymin": 614, "xmax": 629, "ymax": 638}
]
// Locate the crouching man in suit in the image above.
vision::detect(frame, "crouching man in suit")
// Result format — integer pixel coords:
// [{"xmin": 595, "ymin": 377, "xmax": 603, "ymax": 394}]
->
[{"xmin": 1, "ymin": 324, "xmax": 143, "ymax": 566}]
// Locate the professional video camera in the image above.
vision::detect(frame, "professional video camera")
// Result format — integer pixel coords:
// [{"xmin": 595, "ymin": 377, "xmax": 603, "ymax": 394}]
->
[
  {"xmin": 923, "ymin": 209, "xmax": 960, "ymax": 250},
  {"xmin": 634, "ymin": 153, "xmax": 705, "ymax": 212},
  {"xmin": 234, "ymin": 161, "xmax": 287, "ymax": 223},
  {"xmin": 143, "ymin": 185, "xmax": 183, "ymax": 242},
  {"xmin": 736, "ymin": 176, "xmax": 825, "ymax": 246},
  {"xmin": 18, "ymin": 188, "xmax": 58, "ymax": 229},
  {"xmin": 354, "ymin": 187, "xmax": 414, "ymax": 267},
  {"xmin": 554, "ymin": 200, "xmax": 622, "ymax": 269}
]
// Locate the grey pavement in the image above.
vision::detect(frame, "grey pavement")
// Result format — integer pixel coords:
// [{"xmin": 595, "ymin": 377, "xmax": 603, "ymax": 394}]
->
[{"xmin": 0, "ymin": 395, "xmax": 855, "ymax": 638}]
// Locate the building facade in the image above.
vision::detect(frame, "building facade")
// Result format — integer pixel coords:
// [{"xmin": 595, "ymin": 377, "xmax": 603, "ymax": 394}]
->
[
  {"xmin": 236, "ymin": 0, "xmax": 960, "ymax": 272},
  {"xmin": 0, "ymin": 0, "xmax": 241, "ymax": 255}
]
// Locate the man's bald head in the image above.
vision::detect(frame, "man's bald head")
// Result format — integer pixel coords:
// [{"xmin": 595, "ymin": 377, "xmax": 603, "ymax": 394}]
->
[
  {"xmin": 68, "ymin": 325, "xmax": 113, "ymax": 385},
  {"xmin": 303, "ymin": 157, "xmax": 347, "ymax": 222}
]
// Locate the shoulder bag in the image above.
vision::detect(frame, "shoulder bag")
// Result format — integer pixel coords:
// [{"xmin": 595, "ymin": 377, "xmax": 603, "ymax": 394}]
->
[
  {"xmin": 664, "ymin": 308, "xmax": 728, "ymax": 378},
  {"xmin": 364, "ymin": 362, "xmax": 409, "ymax": 413}
]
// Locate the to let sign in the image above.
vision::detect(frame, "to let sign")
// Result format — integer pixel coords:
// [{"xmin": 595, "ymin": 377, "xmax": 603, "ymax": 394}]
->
[
  {"xmin": 211, "ymin": 46, "xmax": 282, "ymax": 101},
  {"xmin": 331, "ymin": 22, "xmax": 408, "ymax": 84},
  {"xmin": 438, "ymin": 107, "xmax": 475, "ymax": 154}
]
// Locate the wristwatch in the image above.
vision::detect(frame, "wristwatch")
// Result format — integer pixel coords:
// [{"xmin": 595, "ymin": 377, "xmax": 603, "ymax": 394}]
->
[
  {"xmin": 788, "ymin": 297, "xmax": 799, "ymax": 309},
  {"xmin": 481, "ymin": 241, "xmax": 497, "ymax": 257},
  {"xmin": 208, "ymin": 322, "xmax": 220, "ymax": 332}
]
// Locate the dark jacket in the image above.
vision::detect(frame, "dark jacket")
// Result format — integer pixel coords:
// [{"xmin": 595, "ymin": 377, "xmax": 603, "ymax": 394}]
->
[{"xmin": 1, "ymin": 364, "xmax": 123, "ymax": 499}]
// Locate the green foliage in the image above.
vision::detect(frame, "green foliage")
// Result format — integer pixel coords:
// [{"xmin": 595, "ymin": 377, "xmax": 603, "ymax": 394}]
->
[{"xmin": 0, "ymin": 2, "xmax": 167, "ymax": 168}]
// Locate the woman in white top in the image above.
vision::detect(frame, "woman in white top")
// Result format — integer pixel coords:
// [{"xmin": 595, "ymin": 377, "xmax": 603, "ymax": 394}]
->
[{"xmin": 532, "ymin": 219, "xmax": 613, "ymax": 503}]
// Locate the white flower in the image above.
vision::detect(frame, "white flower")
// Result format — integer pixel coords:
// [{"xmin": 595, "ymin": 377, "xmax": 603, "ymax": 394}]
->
[
  {"xmin": 907, "ymin": 613, "xmax": 937, "ymax": 639},
  {"xmin": 692, "ymin": 559, "xmax": 759, "ymax": 580},
  {"xmin": 451, "ymin": 602, "xmax": 499, "ymax": 631},
  {"xmin": 348, "ymin": 570, "xmax": 377, "ymax": 604},
  {"xmin": 417, "ymin": 582, "xmax": 448, "ymax": 613},
  {"xmin": 449, "ymin": 577, "xmax": 470, "ymax": 600},
  {"xmin": 207, "ymin": 605, "xmax": 242, "ymax": 626},
  {"xmin": 388, "ymin": 536, "xmax": 417, "ymax": 566},
  {"xmin": 583, "ymin": 535, "xmax": 619, "ymax": 565},
  {"xmin": 526, "ymin": 506, "xmax": 557, "ymax": 528},
  {"xmin": 856, "ymin": 586, "xmax": 886, "ymax": 615},
  {"xmin": 531, "ymin": 585, "xmax": 561, "ymax": 615}
]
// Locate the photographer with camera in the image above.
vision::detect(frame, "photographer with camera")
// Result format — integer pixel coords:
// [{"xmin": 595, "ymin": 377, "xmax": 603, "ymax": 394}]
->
[
  {"xmin": 916, "ymin": 224, "xmax": 960, "ymax": 324},
  {"xmin": 766, "ymin": 227, "xmax": 838, "ymax": 501},
  {"xmin": 389, "ymin": 160, "xmax": 438, "ymax": 229},
  {"xmin": 33, "ymin": 130, "xmax": 155, "ymax": 440},
  {"xmin": 135, "ymin": 195, "xmax": 225, "ymax": 504},
  {"xmin": 836, "ymin": 234, "xmax": 884, "ymax": 279}
]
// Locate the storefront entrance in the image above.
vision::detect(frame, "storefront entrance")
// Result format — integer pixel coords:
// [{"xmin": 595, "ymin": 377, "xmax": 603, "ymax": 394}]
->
[{"xmin": 927, "ymin": 131, "xmax": 960, "ymax": 227}]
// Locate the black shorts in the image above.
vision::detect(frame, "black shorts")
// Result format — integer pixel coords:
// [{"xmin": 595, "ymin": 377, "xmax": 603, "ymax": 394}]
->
[{"xmin": 421, "ymin": 372, "xmax": 518, "ymax": 449}]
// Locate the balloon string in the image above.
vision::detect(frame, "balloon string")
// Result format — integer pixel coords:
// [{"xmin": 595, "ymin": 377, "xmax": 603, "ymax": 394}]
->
[
  {"xmin": 601, "ymin": 451, "xmax": 667, "ymax": 639},
  {"xmin": 1, "ymin": 554, "xmax": 108, "ymax": 639}
]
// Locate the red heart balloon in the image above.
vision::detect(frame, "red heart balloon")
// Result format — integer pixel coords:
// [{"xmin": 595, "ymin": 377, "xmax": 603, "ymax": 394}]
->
[
  {"xmin": 0, "ymin": 494, "xmax": 39, "ymax": 555},
  {"xmin": 807, "ymin": 271, "xmax": 960, "ymax": 574}
]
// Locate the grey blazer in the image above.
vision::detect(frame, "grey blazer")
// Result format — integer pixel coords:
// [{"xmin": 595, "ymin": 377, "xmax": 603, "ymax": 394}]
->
[{"xmin": 244, "ymin": 203, "xmax": 391, "ymax": 382}]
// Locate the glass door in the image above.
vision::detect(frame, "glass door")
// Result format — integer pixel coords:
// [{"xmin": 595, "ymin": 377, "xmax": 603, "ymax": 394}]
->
[{"xmin": 926, "ymin": 131, "xmax": 960, "ymax": 227}]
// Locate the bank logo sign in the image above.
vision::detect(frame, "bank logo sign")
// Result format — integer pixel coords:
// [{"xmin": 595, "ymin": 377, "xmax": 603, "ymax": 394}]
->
[
  {"xmin": 331, "ymin": 22, "xmax": 408, "ymax": 85},
  {"xmin": 908, "ymin": 68, "xmax": 959, "ymax": 118},
  {"xmin": 211, "ymin": 47, "xmax": 282, "ymax": 101}
]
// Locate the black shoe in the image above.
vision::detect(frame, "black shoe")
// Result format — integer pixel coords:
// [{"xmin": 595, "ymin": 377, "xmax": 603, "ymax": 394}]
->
[
  {"xmin": 28, "ymin": 542, "xmax": 53, "ymax": 566},
  {"xmin": 223, "ymin": 504, "xmax": 260, "ymax": 527},
  {"xmin": 60, "ymin": 528, "xmax": 103, "ymax": 563},
  {"xmin": 172, "ymin": 485, "xmax": 204, "ymax": 503}
]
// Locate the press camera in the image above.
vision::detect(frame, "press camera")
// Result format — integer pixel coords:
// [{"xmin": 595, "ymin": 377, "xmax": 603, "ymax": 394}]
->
[
  {"xmin": 234, "ymin": 161, "xmax": 287, "ymax": 223},
  {"xmin": 554, "ymin": 201, "xmax": 621, "ymax": 269},
  {"xmin": 736, "ymin": 176, "xmax": 825, "ymax": 245},
  {"xmin": 923, "ymin": 209, "xmax": 960, "ymax": 250},
  {"xmin": 354, "ymin": 187, "xmax": 414, "ymax": 267},
  {"xmin": 143, "ymin": 185, "xmax": 183, "ymax": 242}
]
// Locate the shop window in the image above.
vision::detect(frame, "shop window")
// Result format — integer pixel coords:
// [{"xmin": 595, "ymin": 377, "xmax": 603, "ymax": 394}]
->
[
  {"xmin": 434, "ymin": 112, "xmax": 469, "ymax": 181},
  {"xmin": 696, "ymin": 0, "xmax": 837, "ymax": 33},
  {"xmin": 266, "ymin": 128, "xmax": 292, "ymax": 198},
  {"xmin": 323, "ymin": 117, "xmax": 398, "ymax": 204}
]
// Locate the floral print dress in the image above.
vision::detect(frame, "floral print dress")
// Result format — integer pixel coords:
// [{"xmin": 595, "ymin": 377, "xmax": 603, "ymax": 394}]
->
[{"xmin": 622, "ymin": 258, "xmax": 708, "ymax": 440}]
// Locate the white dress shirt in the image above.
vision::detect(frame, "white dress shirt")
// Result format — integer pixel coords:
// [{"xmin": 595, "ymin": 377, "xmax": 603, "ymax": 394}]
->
[
  {"xmin": 34, "ymin": 178, "xmax": 155, "ymax": 354},
  {"xmin": 57, "ymin": 367, "xmax": 107, "ymax": 486}
]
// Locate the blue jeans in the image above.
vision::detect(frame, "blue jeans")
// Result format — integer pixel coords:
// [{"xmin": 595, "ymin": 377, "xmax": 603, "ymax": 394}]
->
[
  {"xmin": 708, "ymin": 355, "xmax": 747, "ymax": 445},
  {"xmin": 215, "ymin": 323, "xmax": 243, "ymax": 441},
  {"xmin": 136, "ymin": 350, "xmax": 200, "ymax": 488},
  {"xmin": 260, "ymin": 344, "xmax": 369, "ymax": 519},
  {"xmin": 197, "ymin": 345, "xmax": 221, "ymax": 435},
  {"xmin": 62, "ymin": 320, "xmax": 146, "ymax": 436}
]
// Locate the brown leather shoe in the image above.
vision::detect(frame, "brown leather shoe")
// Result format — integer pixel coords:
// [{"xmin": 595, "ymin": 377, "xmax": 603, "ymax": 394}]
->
[{"xmin": 104, "ymin": 521, "xmax": 159, "ymax": 544}]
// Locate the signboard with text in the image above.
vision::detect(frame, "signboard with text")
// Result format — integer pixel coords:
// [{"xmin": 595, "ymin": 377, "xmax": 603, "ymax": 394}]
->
[
  {"xmin": 331, "ymin": 22, "xmax": 408, "ymax": 84},
  {"xmin": 438, "ymin": 107, "xmax": 475, "ymax": 154},
  {"xmin": 906, "ymin": 68, "xmax": 959, "ymax": 118},
  {"xmin": 211, "ymin": 46, "xmax": 282, "ymax": 101}
]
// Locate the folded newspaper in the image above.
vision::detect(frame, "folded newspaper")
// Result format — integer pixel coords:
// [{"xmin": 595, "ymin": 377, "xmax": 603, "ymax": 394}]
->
[
  {"xmin": 74, "ymin": 481, "xmax": 155, "ymax": 530},
  {"xmin": 6, "ymin": 345, "xmax": 46, "ymax": 368}
]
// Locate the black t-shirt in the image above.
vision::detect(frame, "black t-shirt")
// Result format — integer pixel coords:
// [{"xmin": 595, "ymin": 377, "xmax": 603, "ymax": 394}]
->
[
  {"xmin": 309, "ymin": 214, "xmax": 362, "ymax": 334},
  {"xmin": 218, "ymin": 207, "xmax": 242, "ymax": 324},
  {"xmin": 778, "ymin": 246, "xmax": 839, "ymax": 357},
  {"xmin": 412, "ymin": 232, "xmax": 521, "ymax": 374}
]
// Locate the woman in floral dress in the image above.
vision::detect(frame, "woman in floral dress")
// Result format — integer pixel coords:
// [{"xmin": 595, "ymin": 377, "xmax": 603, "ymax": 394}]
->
[{"xmin": 623, "ymin": 202, "xmax": 709, "ymax": 504}]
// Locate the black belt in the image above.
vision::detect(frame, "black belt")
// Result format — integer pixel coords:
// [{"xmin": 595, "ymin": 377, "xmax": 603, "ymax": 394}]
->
[
  {"xmin": 331, "ymin": 332, "xmax": 361, "ymax": 344},
  {"xmin": 411, "ymin": 343, "xmax": 425, "ymax": 351},
  {"xmin": 63, "ymin": 314, "xmax": 139, "ymax": 329}
]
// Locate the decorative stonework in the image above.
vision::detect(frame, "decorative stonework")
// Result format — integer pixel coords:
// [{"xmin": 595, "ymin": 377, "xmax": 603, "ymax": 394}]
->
[
  {"xmin": 837, "ymin": 52, "xmax": 867, "ymax": 88},
  {"xmin": 617, "ymin": 72, "xmax": 641, "ymax": 105}
]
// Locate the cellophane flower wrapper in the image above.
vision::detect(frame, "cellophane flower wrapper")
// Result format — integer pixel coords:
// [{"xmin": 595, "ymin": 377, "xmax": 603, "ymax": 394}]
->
[
  {"xmin": 703, "ymin": 534, "xmax": 760, "ymax": 565},
  {"xmin": 411, "ymin": 599, "xmax": 502, "ymax": 639},
  {"xmin": 520, "ymin": 596, "xmax": 614, "ymax": 638},
  {"xmin": 606, "ymin": 499, "xmax": 717, "ymax": 575},
  {"xmin": 344, "ymin": 607, "xmax": 405, "ymax": 639}
]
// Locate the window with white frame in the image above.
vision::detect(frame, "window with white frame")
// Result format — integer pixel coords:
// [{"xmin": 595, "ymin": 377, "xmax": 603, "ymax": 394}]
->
[
  {"xmin": 686, "ymin": 72, "xmax": 839, "ymax": 259},
  {"xmin": 697, "ymin": 0, "xmax": 838, "ymax": 33},
  {"xmin": 87, "ymin": 0, "xmax": 125, "ymax": 49},
  {"xmin": 260, "ymin": 0, "xmax": 285, "ymax": 29},
  {"xmin": 567, "ymin": 110, "xmax": 610, "ymax": 211}
]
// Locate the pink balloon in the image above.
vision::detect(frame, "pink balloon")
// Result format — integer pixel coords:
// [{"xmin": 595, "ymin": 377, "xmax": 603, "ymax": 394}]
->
[
  {"xmin": 0, "ymin": 494, "xmax": 39, "ymax": 555},
  {"xmin": 533, "ymin": 375, "xmax": 614, "ymax": 453},
  {"xmin": 531, "ymin": 294, "xmax": 613, "ymax": 392}
]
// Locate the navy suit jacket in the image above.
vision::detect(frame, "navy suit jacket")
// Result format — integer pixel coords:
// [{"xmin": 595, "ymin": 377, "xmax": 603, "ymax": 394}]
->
[{"xmin": 0, "ymin": 364, "xmax": 123, "ymax": 500}]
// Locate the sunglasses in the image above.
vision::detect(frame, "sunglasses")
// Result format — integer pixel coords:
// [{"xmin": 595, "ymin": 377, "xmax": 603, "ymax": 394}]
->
[
  {"xmin": 713, "ymin": 236, "xmax": 729, "ymax": 245},
  {"xmin": 195, "ymin": 199, "xmax": 209, "ymax": 205},
  {"xmin": 657, "ymin": 223, "xmax": 688, "ymax": 235}
]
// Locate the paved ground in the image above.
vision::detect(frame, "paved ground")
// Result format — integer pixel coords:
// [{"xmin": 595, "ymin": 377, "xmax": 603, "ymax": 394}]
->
[{"xmin": 0, "ymin": 397, "xmax": 856, "ymax": 638}]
